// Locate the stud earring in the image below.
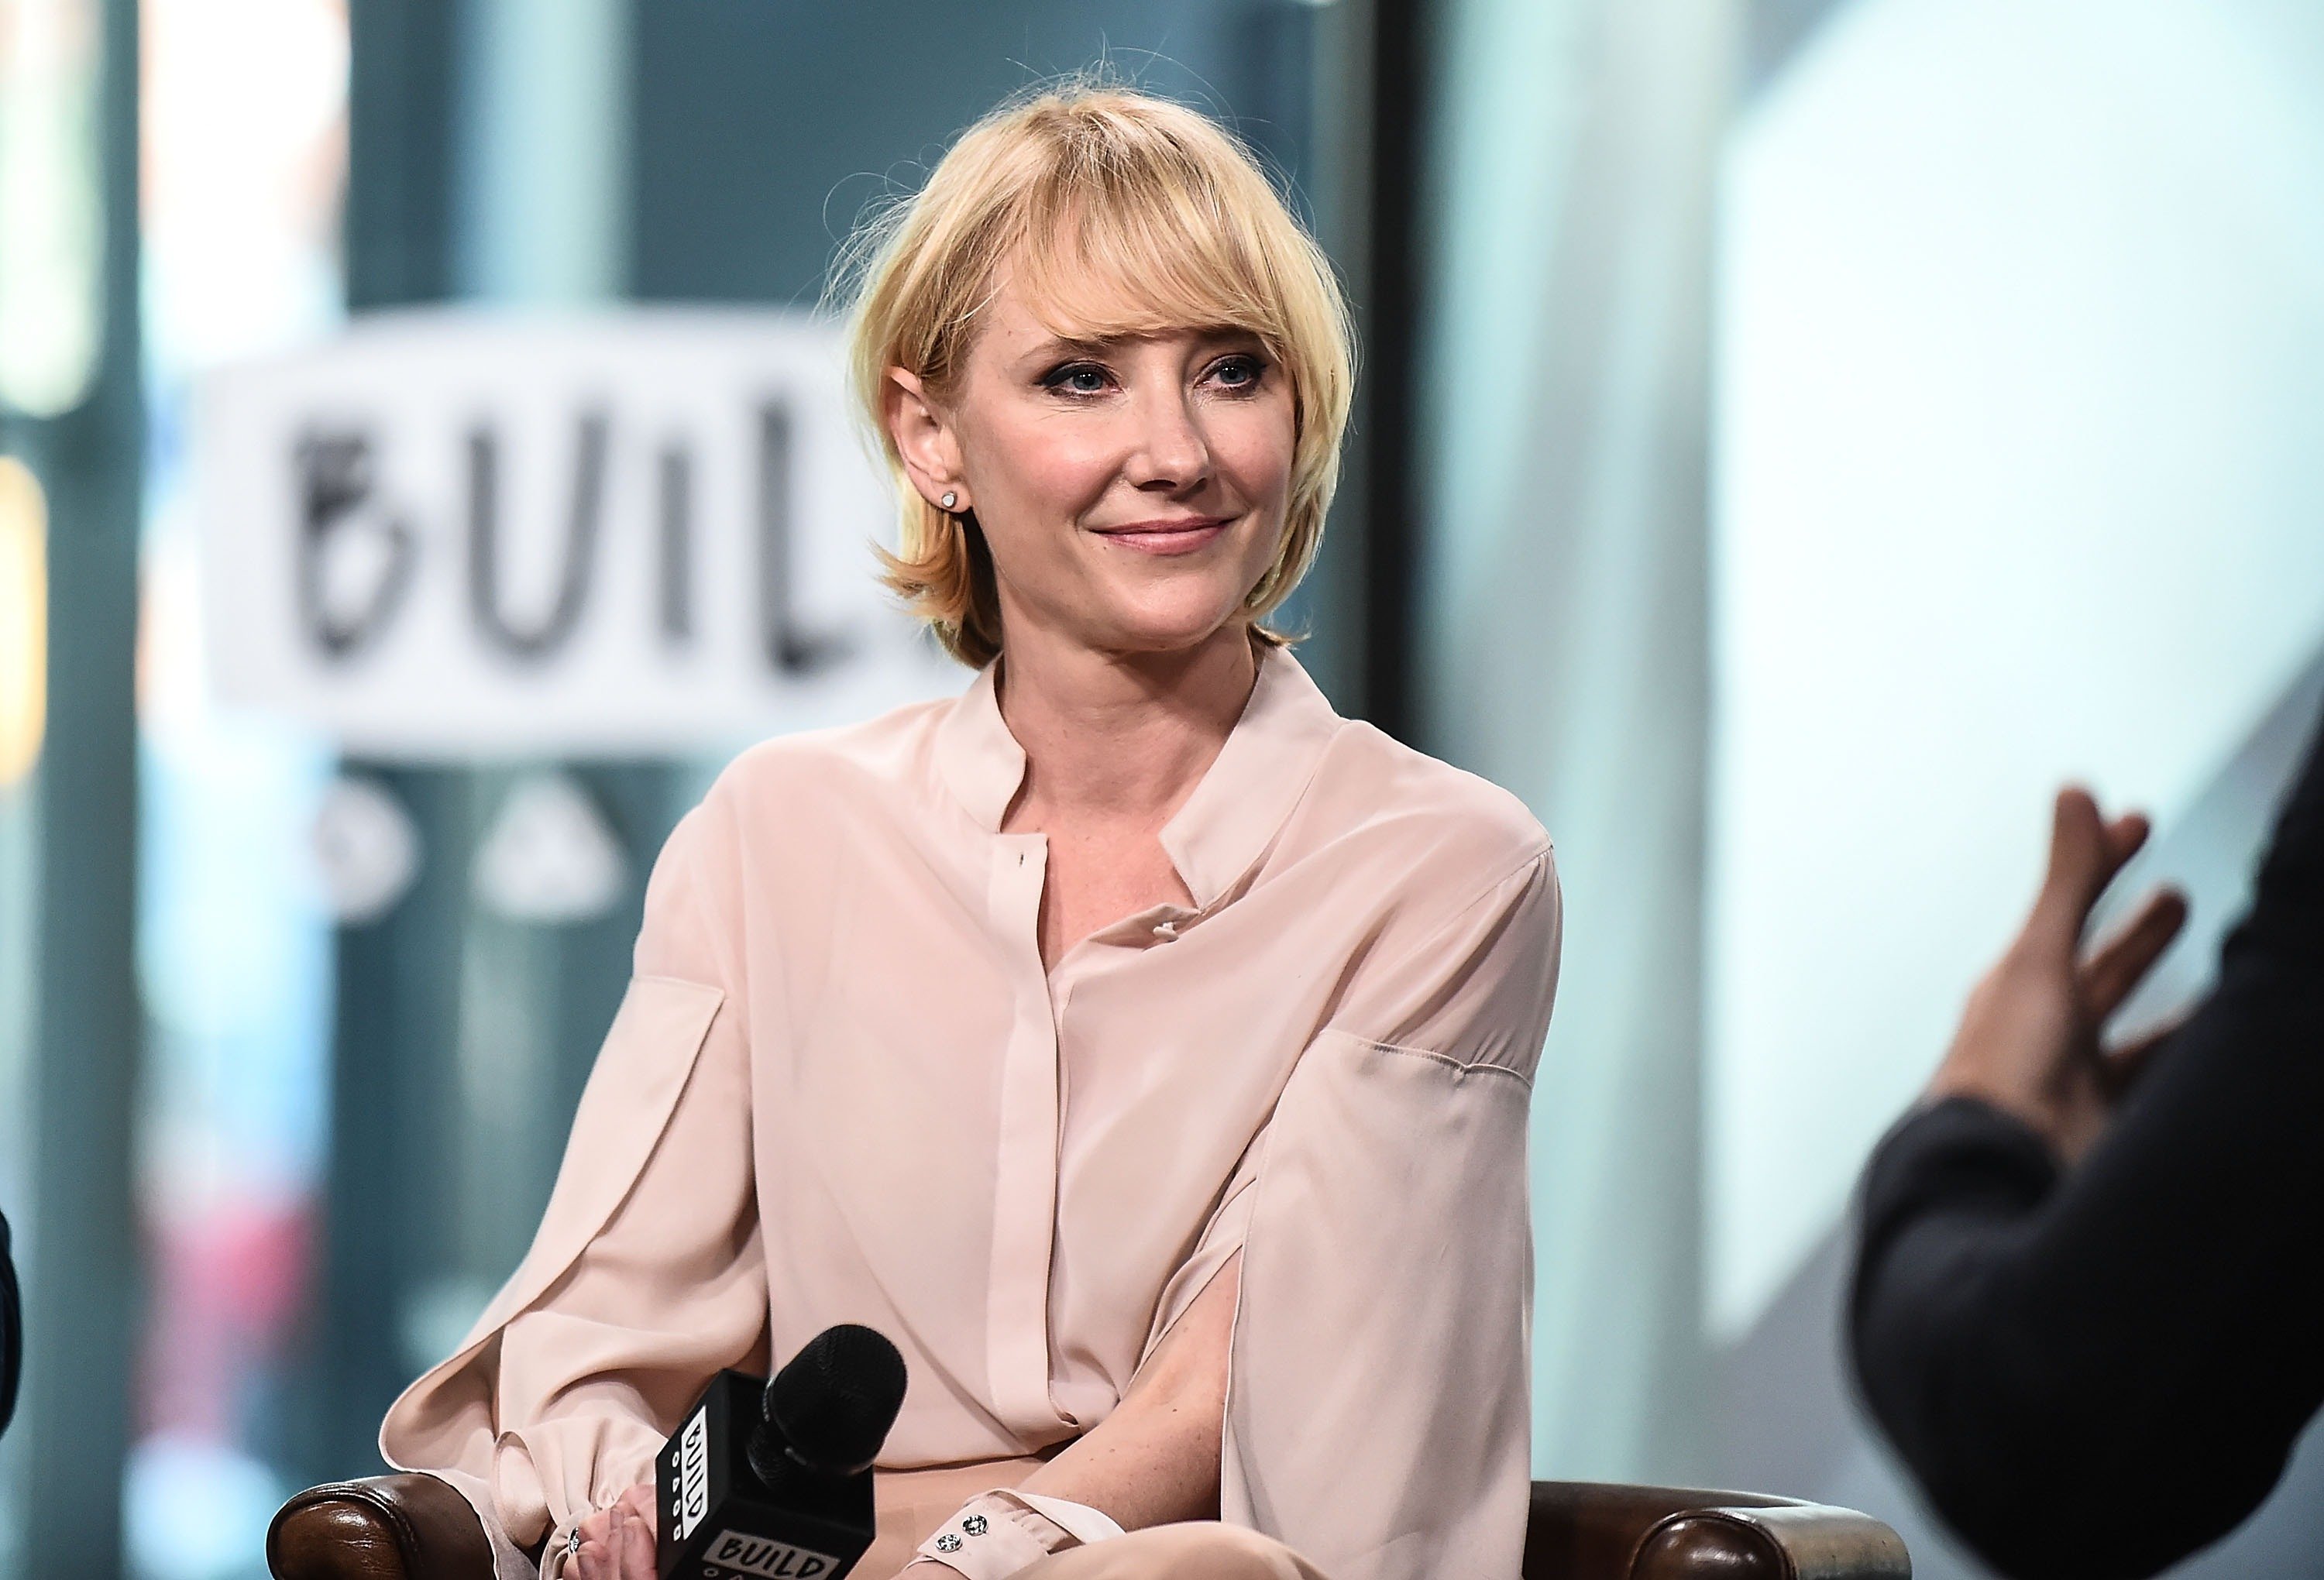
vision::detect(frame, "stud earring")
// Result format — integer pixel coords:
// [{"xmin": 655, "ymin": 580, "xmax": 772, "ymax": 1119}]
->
[{"xmin": 940, "ymin": 491, "xmax": 959, "ymax": 511}]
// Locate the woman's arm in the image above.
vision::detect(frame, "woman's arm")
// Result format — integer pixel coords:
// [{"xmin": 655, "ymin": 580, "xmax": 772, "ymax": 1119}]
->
[
  {"xmin": 574, "ymin": 1163, "xmax": 1243, "ymax": 1580},
  {"xmin": 1014, "ymin": 1253, "xmax": 1241, "ymax": 1527},
  {"xmin": 578, "ymin": 1201, "xmax": 1244, "ymax": 1580},
  {"xmin": 1222, "ymin": 844, "xmax": 1559, "ymax": 1580},
  {"xmin": 390, "ymin": 807, "xmax": 766, "ymax": 1578},
  {"xmin": 884, "ymin": 1257, "xmax": 1243, "ymax": 1580}
]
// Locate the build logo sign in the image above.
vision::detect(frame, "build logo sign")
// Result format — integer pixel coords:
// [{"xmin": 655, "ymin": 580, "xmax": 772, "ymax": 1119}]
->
[{"xmin": 195, "ymin": 309, "xmax": 960, "ymax": 761}]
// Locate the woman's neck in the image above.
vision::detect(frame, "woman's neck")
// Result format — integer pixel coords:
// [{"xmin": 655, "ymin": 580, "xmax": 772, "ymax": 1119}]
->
[{"xmin": 995, "ymin": 623, "xmax": 1259, "ymax": 831}]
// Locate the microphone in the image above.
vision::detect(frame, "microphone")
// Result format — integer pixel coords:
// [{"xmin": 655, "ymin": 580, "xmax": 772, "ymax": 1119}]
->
[{"xmin": 657, "ymin": 1324, "xmax": 907, "ymax": 1580}]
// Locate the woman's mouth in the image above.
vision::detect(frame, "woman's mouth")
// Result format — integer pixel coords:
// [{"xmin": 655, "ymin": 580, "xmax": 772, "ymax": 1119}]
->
[{"xmin": 1090, "ymin": 516, "xmax": 1233, "ymax": 556}]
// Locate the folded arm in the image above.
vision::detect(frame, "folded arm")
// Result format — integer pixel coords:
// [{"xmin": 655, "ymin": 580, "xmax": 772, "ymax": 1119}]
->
[
  {"xmin": 385, "ymin": 812, "xmax": 768, "ymax": 1576},
  {"xmin": 1012, "ymin": 1252, "xmax": 1241, "ymax": 1528}
]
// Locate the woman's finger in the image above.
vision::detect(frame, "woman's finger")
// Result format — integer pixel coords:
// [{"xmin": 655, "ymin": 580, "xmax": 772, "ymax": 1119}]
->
[
  {"xmin": 616, "ymin": 1479, "xmax": 658, "ymax": 1528},
  {"xmin": 617, "ymin": 1513, "xmax": 656, "ymax": 1579},
  {"xmin": 571, "ymin": 1503, "xmax": 619, "ymax": 1579},
  {"xmin": 2079, "ymin": 886, "xmax": 2188, "ymax": 1019}
]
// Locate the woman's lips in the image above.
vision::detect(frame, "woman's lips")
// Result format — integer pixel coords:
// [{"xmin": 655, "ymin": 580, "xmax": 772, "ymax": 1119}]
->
[{"xmin": 1091, "ymin": 517, "xmax": 1232, "ymax": 556}]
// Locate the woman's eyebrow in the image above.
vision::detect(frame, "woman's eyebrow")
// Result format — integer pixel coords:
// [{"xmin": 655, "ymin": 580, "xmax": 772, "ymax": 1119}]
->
[
  {"xmin": 1186, "ymin": 325, "xmax": 1270, "ymax": 354},
  {"xmin": 1024, "ymin": 327, "xmax": 1263, "ymax": 362},
  {"xmin": 1024, "ymin": 333, "xmax": 1120, "ymax": 362}
]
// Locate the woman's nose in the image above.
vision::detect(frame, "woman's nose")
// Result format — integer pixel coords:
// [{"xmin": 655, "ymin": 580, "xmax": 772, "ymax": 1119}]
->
[{"xmin": 1122, "ymin": 390, "xmax": 1212, "ymax": 491}]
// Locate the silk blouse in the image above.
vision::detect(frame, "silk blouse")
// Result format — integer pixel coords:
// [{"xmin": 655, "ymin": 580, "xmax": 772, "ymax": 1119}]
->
[{"xmin": 381, "ymin": 645, "xmax": 1563, "ymax": 1580}]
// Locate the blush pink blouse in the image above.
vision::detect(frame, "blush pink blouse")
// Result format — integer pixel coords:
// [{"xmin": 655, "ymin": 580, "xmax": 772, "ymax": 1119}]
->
[{"xmin": 380, "ymin": 645, "xmax": 1562, "ymax": 1580}]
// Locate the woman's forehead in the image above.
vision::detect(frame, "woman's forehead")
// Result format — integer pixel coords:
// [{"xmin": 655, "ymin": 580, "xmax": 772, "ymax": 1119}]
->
[{"xmin": 978, "ymin": 255, "xmax": 1272, "ymax": 356}]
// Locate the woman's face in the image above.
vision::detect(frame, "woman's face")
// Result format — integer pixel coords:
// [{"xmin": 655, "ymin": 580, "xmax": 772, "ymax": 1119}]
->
[{"xmin": 887, "ymin": 270, "xmax": 1298, "ymax": 657}]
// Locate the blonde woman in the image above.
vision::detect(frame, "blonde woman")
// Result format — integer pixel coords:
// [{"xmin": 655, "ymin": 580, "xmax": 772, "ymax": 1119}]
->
[{"xmin": 383, "ymin": 81, "xmax": 1561, "ymax": 1580}]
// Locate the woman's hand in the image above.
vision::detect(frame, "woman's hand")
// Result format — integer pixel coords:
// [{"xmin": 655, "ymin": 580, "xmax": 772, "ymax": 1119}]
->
[
  {"xmin": 567, "ymin": 1257, "xmax": 1235, "ymax": 1580},
  {"xmin": 1926, "ymin": 786, "xmax": 2188, "ymax": 1165},
  {"xmin": 569, "ymin": 1482, "xmax": 656, "ymax": 1580}
]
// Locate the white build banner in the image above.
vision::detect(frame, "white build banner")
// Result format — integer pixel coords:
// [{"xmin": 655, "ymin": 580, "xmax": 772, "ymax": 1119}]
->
[{"xmin": 196, "ymin": 307, "xmax": 963, "ymax": 758}]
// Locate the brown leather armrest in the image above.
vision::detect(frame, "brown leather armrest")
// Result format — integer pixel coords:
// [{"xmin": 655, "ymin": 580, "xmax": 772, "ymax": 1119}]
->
[
  {"xmin": 1526, "ymin": 1482, "xmax": 1910, "ymax": 1580},
  {"xmin": 267, "ymin": 1471, "xmax": 1907, "ymax": 1580},
  {"xmin": 266, "ymin": 1472, "xmax": 497, "ymax": 1580}
]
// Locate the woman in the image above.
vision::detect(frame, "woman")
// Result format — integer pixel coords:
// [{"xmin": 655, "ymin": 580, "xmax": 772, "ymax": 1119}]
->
[{"xmin": 383, "ymin": 81, "xmax": 1562, "ymax": 1580}]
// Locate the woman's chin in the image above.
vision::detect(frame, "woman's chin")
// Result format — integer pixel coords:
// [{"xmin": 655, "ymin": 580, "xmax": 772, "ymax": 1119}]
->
[{"xmin": 1084, "ymin": 596, "xmax": 1253, "ymax": 658}]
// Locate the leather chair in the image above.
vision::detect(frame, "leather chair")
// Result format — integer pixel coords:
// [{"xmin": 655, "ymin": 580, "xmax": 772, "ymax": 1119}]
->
[{"xmin": 268, "ymin": 1472, "xmax": 1910, "ymax": 1578}]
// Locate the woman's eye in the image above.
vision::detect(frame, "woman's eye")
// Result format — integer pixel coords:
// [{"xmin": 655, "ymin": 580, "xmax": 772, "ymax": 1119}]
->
[
  {"xmin": 1208, "ymin": 354, "xmax": 1266, "ymax": 390},
  {"xmin": 1043, "ymin": 363, "xmax": 1112, "ymax": 396}
]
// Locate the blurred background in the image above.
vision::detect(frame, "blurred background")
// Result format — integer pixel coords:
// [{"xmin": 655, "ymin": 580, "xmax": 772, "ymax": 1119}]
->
[{"xmin": 2, "ymin": 0, "xmax": 2322, "ymax": 1576}]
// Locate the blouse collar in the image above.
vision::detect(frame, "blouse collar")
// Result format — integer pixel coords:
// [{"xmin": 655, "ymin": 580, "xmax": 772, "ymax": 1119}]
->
[{"xmin": 933, "ymin": 643, "xmax": 1346, "ymax": 911}]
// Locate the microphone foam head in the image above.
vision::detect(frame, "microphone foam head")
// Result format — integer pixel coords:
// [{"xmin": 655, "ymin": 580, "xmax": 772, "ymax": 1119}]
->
[{"xmin": 763, "ymin": 1324, "xmax": 908, "ymax": 1475}]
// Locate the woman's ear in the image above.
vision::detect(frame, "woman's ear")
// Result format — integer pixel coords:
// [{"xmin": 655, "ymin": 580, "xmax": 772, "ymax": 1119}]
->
[{"xmin": 883, "ymin": 368, "xmax": 969, "ymax": 515}]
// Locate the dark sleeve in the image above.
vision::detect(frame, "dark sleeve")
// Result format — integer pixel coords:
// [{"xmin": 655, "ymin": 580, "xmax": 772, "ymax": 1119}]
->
[{"xmin": 1850, "ymin": 705, "xmax": 2324, "ymax": 1580}]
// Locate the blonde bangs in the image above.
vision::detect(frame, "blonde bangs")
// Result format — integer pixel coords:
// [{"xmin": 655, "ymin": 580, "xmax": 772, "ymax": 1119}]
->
[
  {"xmin": 1011, "ymin": 140, "xmax": 1287, "ymax": 349},
  {"xmin": 839, "ymin": 77, "xmax": 1355, "ymax": 667}
]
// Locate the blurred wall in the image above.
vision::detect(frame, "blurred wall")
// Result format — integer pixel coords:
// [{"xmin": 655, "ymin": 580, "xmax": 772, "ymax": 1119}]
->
[
  {"xmin": 1701, "ymin": 2, "xmax": 2324, "ymax": 1574},
  {"xmin": 1421, "ymin": 0, "xmax": 2324, "ymax": 1575},
  {"xmin": 1418, "ymin": 0, "xmax": 1735, "ymax": 1486}
]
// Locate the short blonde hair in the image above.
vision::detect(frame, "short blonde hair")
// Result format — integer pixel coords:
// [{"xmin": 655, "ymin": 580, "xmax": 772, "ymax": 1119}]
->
[{"xmin": 836, "ymin": 77, "xmax": 1356, "ymax": 668}]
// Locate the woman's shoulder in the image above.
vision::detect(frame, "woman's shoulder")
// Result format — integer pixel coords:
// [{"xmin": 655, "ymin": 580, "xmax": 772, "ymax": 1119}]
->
[
  {"xmin": 626, "ymin": 693, "xmax": 968, "ymax": 980},
  {"xmin": 696, "ymin": 691, "xmax": 961, "ymax": 824},
  {"xmin": 1299, "ymin": 719, "xmax": 1553, "ymax": 892}
]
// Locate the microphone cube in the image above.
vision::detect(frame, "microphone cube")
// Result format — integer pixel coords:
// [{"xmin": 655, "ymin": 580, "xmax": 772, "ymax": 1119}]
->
[{"xmin": 655, "ymin": 1369, "xmax": 876, "ymax": 1580}]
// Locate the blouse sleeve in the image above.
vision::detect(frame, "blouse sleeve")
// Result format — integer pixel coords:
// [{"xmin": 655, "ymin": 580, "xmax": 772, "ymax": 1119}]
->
[
  {"xmin": 379, "ymin": 810, "xmax": 768, "ymax": 1577},
  {"xmin": 1221, "ymin": 847, "xmax": 1562, "ymax": 1580}
]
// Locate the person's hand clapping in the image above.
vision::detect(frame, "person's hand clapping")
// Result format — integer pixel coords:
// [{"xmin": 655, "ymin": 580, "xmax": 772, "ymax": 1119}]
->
[
  {"xmin": 569, "ymin": 1482, "xmax": 656, "ymax": 1580},
  {"xmin": 1927, "ymin": 785, "xmax": 2189, "ymax": 1166}
]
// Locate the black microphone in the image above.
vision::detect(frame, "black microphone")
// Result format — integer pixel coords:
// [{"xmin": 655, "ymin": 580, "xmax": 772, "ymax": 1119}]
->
[{"xmin": 657, "ymin": 1324, "xmax": 907, "ymax": 1580}]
